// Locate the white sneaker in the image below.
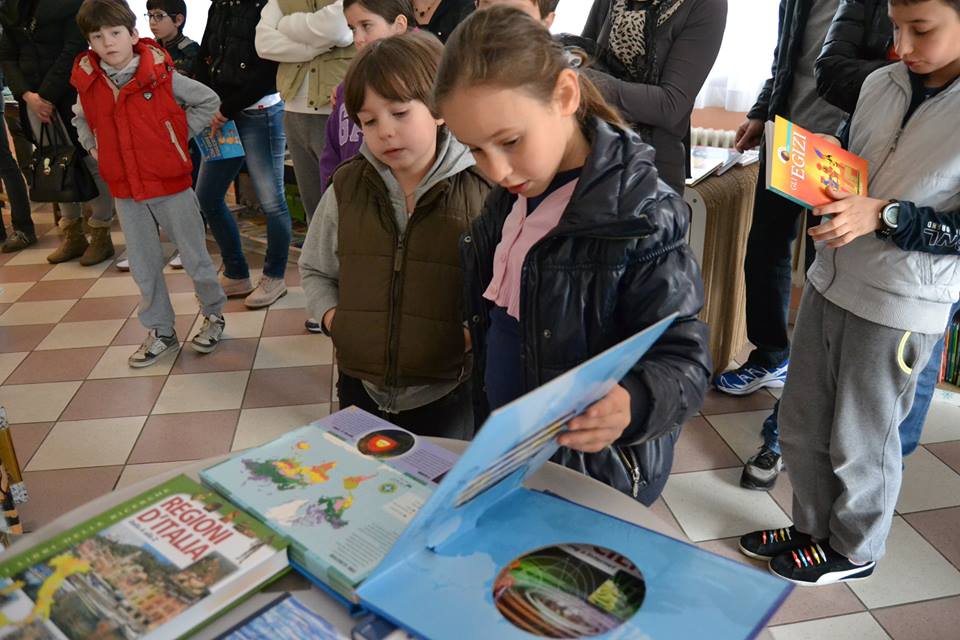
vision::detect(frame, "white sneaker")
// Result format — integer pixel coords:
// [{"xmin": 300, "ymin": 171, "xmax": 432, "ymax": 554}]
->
[
  {"xmin": 169, "ymin": 253, "xmax": 183, "ymax": 269},
  {"xmin": 191, "ymin": 314, "xmax": 225, "ymax": 353},
  {"xmin": 116, "ymin": 257, "xmax": 130, "ymax": 271},
  {"xmin": 244, "ymin": 276, "xmax": 288, "ymax": 309}
]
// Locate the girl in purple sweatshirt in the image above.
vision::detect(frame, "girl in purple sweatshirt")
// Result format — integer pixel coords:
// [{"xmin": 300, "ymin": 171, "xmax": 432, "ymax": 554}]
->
[{"xmin": 319, "ymin": 0, "xmax": 415, "ymax": 193}]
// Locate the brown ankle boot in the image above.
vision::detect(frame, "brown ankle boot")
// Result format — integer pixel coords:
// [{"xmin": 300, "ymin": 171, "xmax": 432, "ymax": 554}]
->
[
  {"xmin": 46, "ymin": 218, "xmax": 89, "ymax": 264},
  {"xmin": 80, "ymin": 223, "xmax": 115, "ymax": 266}
]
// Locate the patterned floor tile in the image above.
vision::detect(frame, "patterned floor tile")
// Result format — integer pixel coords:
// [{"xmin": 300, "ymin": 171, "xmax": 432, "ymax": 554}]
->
[
  {"xmin": 172, "ymin": 338, "xmax": 259, "ymax": 374},
  {"xmin": 60, "ymin": 377, "xmax": 166, "ymax": 421},
  {"xmin": 925, "ymin": 440, "xmax": 960, "ymax": 475},
  {"xmin": 0, "ymin": 324, "xmax": 55, "ymax": 353},
  {"xmin": 700, "ymin": 388, "xmax": 778, "ymax": 416},
  {"xmin": 62, "ymin": 295, "xmax": 140, "ymax": 322},
  {"xmin": 672, "ymin": 415, "xmax": 742, "ymax": 473},
  {"xmin": 152, "ymin": 371, "xmax": 249, "ymax": 414},
  {"xmin": 232, "ymin": 403, "xmax": 330, "ymax": 451},
  {"xmin": 872, "ymin": 595, "xmax": 960, "ymax": 640},
  {"xmin": 35, "ymin": 319, "xmax": 125, "ymax": 351},
  {"xmin": 16, "ymin": 278, "xmax": 95, "ymax": 301},
  {"xmin": 18, "ymin": 466, "xmax": 124, "ymax": 532},
  {"xmin": 27, "ymin": 416, "xmax": 146, "ymax": 471},
  {"xmin": 661, "ymin": 467, "xmax": 791, "ymax": 542},
  {"xmin": 0, "ymin": 263, "xmax": 54, "ymax": 283},
  {"xmin": 705, "ymin": 410, "xmax": 773, "ymax": 463},
  {"xmin": 261, "ymin": 308, "xmax": 310, "ymax": 337},
  {"xmin": 87, "ymin": 344, "xmax": 179, "ymax": 379},
  {"xmin": 903, "ymin": 507, "xmax": 960, "ymax": 570},
  {"xmin": 5, "ymin": 347, "xmax": 105, "ymax": 384},
  {"xmin": 127, "ymin": 410, "xmax": 239, "ymax": 464},
  {"xmin": 242, "ymin": 365, "xmax": 333, "ymax": 409},
  {"xmin": 40, "ymin": 259, "xmax": 111, "ymax": 281},
  {"xmin": 0, "ymin": 282, "xmax": 34, "ymax": 303},
  {"xmin": 0, "ymin": 380, "xmax": 81, "ymax": 423},
  {"xmin": 116, "ymin": 461, "xmax": 195, "ymax": 490},
  {"xmin": 0, "ymin": 299, "xmax": 75, "ymax": 326},
  {"xmin": 0, "ymin": 351, "xmax": 28, "ymax": 384},
  {"xmin": 8, "ymin": 421, "xmax": 55, "ymax": 467},
  {"xmin": 898, "ymin": 447, "xmax": 960, "ymax": 513},
  {"xmin": 252, "ymin": 335, "xmax": 333, "ymax": 369},
  {"xmin": 768, "ymin": 612, "xmax": 890, "ymax": 640},
  {"xmin": 848, "ymin": 517, "xmax": 960, "ymax": 609}
]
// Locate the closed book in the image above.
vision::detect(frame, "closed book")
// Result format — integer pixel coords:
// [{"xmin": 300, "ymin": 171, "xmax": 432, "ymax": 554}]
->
[
  {"xmin": 195, "ymin": 121, "xmax": 245, "ymax": 161},
  {"xmin": 0, "ymin": 475, "xmax": 288, "ymax": 639},
  {"xmin": 765, "ymin": 115, "xmax": 868, "ymax": 208},
  {"xmin": 200, "ymin": 409, "xmax": 458, "ymax": 608}
]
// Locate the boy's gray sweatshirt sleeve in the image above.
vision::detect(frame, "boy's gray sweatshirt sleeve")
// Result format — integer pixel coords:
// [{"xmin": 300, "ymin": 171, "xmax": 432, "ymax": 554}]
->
[
  {"xmin": 298, "ymin": 187, "xmax": 341, "ymax": 324},
  {"xmin": 171, "ymin": 72, "xmax": 221, "ymax": 138},
  {"xmin": 71, "ymin": 99, "xmax": 96, "ymax": 152}
]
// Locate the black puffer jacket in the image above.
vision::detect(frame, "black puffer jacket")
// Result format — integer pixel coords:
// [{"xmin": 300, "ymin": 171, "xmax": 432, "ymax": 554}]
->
[
  {"xmin": 196, "ymin": 0, "xmax": 279, "ymax": 119},
  {"xmin": 0, "ymin": 0, "xmax": 86, "ymax": 108},
  {"xmin": 748, "ymin": 0, "xmax": 811, "ymax": 121},
  {"xmin": 815, "ymin": 0, "xmax": 894, "ymax": 114},
  {"xmin": 461, "ymin": 118, "xmax": 711, "ymax": 505}
]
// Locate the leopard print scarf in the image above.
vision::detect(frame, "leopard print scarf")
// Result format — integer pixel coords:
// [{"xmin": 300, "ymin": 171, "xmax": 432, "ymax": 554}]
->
[{"xmin": 607, "ymin": 0, "xmax": 687, "ymax": 84}]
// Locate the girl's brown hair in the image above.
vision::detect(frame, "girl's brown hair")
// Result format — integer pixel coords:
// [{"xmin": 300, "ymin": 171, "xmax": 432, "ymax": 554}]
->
[
  {"xmin": 343, "ymin": 0, "xmax": 416, "ymax": 25},
  {"xmin": 343, "ymin": 30, "xmax": 444, "ymax": 126},
  {"xmin": 434, "ymin": 6, "xmax": 624, "ymax": 128}
]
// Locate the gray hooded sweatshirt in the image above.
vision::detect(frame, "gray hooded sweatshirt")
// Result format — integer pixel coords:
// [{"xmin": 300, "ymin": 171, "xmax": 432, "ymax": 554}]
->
[
  {"xmin": 299, "ymin": 127, "xmax": 476, "ymax": 412},
  {"xmin": 807, "ymin": 63, "xmax": 960, "ymax": 334}
]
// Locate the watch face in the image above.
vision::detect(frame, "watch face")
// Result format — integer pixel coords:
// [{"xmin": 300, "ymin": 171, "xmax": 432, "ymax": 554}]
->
[{"xmin": 883, "ymin": 203, "xmax": 900, "ymax": 228}]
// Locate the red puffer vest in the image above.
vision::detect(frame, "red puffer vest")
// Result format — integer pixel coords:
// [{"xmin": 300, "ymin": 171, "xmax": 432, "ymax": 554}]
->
[{"xmin": 70, "ymin": 39, "xmax": 193, "ymax": 201}]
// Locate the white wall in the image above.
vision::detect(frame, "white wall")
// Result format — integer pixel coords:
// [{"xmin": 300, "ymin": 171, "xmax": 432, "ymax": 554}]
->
[
  {"xmin": 550, "ymin": 0, "xmax": 590, "ymax": 35},
  {"xmin": 128, "ymin": 0, "xmax": 210, "ymax": 43}
]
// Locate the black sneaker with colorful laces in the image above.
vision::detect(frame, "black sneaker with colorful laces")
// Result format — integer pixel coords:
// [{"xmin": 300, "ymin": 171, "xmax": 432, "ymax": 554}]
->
[
  {"xmin": 769, "ymin": 542, "xmax": 876, "ymax": 586},
  {"xmin": 739, "ymin": 525, "xmax": 813, "ymax": 560}
]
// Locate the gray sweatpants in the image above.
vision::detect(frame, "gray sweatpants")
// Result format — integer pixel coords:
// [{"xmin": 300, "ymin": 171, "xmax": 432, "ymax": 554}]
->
[
  {"xmin": 779, "ymin": 285, "xmax": 939, "ymax": 564},
  {"xmin": 283, "ymin": 111, "xmax": 328, "ymax": 224},
  {"xmin": 116, "ymin": 189, "xmax": 225, "ymax": 335}
]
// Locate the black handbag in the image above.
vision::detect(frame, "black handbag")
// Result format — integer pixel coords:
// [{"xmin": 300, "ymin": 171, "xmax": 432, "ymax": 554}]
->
[{"xmin": 27, "ymin": 116, "xmax": 99, "ymax": 203}]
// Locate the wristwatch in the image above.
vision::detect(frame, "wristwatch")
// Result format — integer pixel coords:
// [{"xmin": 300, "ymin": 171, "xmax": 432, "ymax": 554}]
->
[{"xmin": 878, "ymin": 200, "xmax": 900, "ymax": 237}]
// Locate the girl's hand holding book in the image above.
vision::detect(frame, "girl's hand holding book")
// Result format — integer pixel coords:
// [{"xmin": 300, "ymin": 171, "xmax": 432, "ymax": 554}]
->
[
  {"xmin": 560, "ymin": 385, "xmax": 632, "ymax": 453},
  {"xmin": 810, "ymin": 187, "xmax": 886, "ymax": 248}
]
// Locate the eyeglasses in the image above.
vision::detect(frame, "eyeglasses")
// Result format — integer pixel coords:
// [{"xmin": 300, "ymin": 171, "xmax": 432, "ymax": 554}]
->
[{"xmin": 145, "ymin": 12, "xmax": 170, "ymax": 22}]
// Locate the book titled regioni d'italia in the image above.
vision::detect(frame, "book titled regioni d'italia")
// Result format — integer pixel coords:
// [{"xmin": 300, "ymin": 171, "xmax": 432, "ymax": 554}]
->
[
  {"xmin": 765, "ymin": 115, "xmax": 868, "ymax": 208},
  {"xmin": 0, "ymin": 474, "xmax": 288, "ymax": 640}
]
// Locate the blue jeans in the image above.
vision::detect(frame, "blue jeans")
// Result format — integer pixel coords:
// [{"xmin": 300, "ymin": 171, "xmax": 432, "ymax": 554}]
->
[
  {"xmin": 762, "ymin": 298, "xmax": 960, "ymax": 457},
  {"xmin": 195, "ymin": 102, "xmax": 291, "ymax": 280}
]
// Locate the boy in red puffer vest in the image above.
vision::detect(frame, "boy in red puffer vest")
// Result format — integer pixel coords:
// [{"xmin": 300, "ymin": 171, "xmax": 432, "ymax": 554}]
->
[{"xmin": 70, "ymin": 0, "xmax": 227, "ymax": 368}]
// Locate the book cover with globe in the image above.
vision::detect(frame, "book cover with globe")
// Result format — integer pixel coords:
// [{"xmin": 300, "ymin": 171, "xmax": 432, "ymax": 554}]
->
[{"xmin": 200, "ymin": 408, "xmax": 458, "ymax": 607}]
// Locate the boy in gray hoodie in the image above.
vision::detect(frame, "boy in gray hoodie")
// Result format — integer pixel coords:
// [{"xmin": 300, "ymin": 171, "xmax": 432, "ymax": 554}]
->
[
  {"xmin": 71, "ymin": 0, "xmax": 226, "ymax": 368},
  {"xmin": 739, "ymin": 0, "xmax": 960, "ymax": 586},
  {"xmin": 299, "ymin": 31, "xmax": 490, "ymax": 438}
]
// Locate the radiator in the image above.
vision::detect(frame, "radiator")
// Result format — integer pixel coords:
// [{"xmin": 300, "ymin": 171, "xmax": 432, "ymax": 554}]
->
[{"xmin": 691, "ymin": 127, "xmax": 737, "ymax": 148}]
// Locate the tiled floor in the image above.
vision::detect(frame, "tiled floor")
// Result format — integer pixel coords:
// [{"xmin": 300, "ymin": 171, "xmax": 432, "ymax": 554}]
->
[{"xmin": 2, "ymin": 208, "xmax": 960, "ymax": 638}]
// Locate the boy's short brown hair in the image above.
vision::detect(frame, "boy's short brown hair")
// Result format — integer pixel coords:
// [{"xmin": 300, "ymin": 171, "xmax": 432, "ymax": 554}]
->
[
  {"xmin": 889, "ymin": 0, "xmax": 960, "ymax": 15},
  {"xmin": 77, "ymin": 0, "xmax": 137, "ymax": 38},
  {"xmin": 343, "ymin": 30, "xmax": 444, "ymax": 126},
  {"xmin": 475, "ymin": 0, "xmax": 558, "ymax": 19}
]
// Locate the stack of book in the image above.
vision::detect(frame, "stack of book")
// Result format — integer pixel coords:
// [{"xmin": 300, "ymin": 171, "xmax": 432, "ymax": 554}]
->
[
  {"xmin": 940, "ymin": 309, "xmax": 960, "ymax": 386},
  {"xmin": 0, "ymin": 314, "xmax": 794, "ymax": 638}
]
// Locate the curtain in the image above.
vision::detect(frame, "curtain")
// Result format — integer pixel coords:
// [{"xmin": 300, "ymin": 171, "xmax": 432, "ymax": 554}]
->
[{"xmin": 552, "ymin": 0, "xmax": 780, "ymax": 114}]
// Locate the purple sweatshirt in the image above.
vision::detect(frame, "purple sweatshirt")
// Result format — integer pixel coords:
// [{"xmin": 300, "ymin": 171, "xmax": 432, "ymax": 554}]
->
[{"xmin": 319, "ymin": 82, "xmax": 364, "ymax": 193}]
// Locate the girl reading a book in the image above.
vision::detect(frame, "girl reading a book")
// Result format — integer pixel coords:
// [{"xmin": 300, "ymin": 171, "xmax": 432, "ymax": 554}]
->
[{"xmin": 433, "ymin": 6, "xmax": 711, "ymax": 505}]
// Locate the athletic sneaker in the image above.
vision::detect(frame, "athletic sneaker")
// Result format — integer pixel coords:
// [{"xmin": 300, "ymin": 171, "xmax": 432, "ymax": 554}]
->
[
  {"xmin": 169, "ymin": 253, "xmax": 183, "ymax": 269},
  {"xmin": 116, "ymin": 257, "xmax": 130, "ymax": 271},
  {"xmin": 739, "ymin": 525, "xmax": 812, "ymax": 560},
  {"xmin": 769, "ymin": 542, "xmax": 876, "ymax": 586},
  {"xmin": 741, "ymin": 445, "xmax": 783, "ymax": 490},
  {"xmin": 714, "ymin": 360, "xmax": 789, "ymax": 396},
  {"xmin": 305, "ymin": 318, "xmax": 323, "ymax": 333},
  {"xmin": 191, "ymin": 314, "xmax": 225, "ymax": 353},
  {"xmin": 128, "ymin": 330, "xmax": 180, "ymax": 368}
]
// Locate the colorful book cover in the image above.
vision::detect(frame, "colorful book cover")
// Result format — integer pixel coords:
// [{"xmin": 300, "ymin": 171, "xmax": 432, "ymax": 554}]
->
[
  {"xmin": 200, "ymin": 410, "xmax": 459, "ymax": 605},
  {"xmin": 355, "ymin": 313, "xmax": 793, "ymax": 639},
  {"xmin": 765, "ymin": 115, "xmax": 868, "ymax": 208},
  {"xmin": 0, "ymin": 475, "xmax": 288, "ymax": 640},
  {"xmin": 215, "ymin": 593, "xmax": 343, "ymax": 640},
  {"xmin": 195, "ymin": 121, "xmax": 245, "ymax": 161}
]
